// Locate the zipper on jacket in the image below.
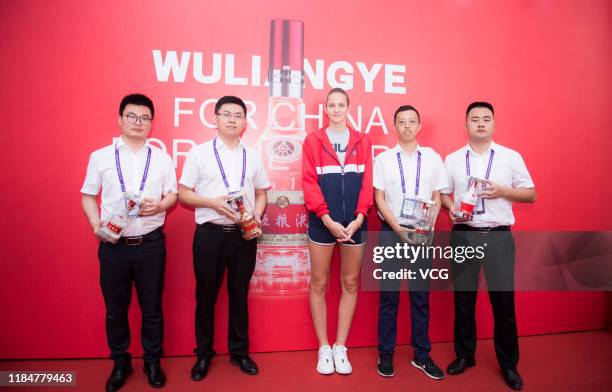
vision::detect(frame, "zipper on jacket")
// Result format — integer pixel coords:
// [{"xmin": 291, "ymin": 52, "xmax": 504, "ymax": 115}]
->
[
  {"xmin": 340, "ymin": 163, "xmax": 345, "ymax": 217},
  {"xmin": 342, "ymin": 143, "xmax": 359, "ymax": 220},
  {"xmin": 320, "ymin": 143, "xmax": 346, "ymax": 218},
  {"xmin": 321, "ymin": 141, "xmax": 359, "ymax": 221}
]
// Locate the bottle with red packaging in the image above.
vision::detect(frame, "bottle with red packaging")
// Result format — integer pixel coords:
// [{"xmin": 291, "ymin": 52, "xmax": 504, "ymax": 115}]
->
[
  {"xmin": 98, "ymin": 214, "xmax": 129, "ymax": 243},
  {"xmin": 97, "ymin": 195, "xmax": 142, "ymax": 243},
  {"xmin": 456, "ymin": 176, "xmax": 486, "ymax": 220},
  {"xmin": 227, "ymin": 193, "xmax": 262, "ymax": 241},
  {"xmin": 400, "ymin": 198, "xmax": 436, "ymax": 245}
]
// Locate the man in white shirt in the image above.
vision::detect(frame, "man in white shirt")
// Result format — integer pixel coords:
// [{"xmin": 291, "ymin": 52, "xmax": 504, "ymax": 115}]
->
[
  {"xmin": 179, "ymin": 96, "xmax": 270, "ymax": 380},
  {"xmin": 373, "ymin": 105, "xmax": 448, "ymax": 380},
  {"xmin": 81, "ymin": 94, "xmax": 178, "ymax": 391},
  {"xmin": 441, "ymin": 102, "xmax": 536, "ymax": 391}
]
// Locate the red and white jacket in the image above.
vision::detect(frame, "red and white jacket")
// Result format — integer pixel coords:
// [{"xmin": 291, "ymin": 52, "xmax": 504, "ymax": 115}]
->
[{"xmin": 301, "ymin": 126, "xmax": 373, "ymax": 225}]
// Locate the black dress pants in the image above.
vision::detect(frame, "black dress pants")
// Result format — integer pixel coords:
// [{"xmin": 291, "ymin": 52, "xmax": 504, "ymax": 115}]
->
[
  {"xmin": 450, "ymin": 225, "xmax": 519, "ymax": 370},
  {"xmin": 98, "ymin": 229, "xmax": 166, "ymax": 362},
  {"xmin": 193, "ymin": 223, "xmax": 257, "ymax": 359}
]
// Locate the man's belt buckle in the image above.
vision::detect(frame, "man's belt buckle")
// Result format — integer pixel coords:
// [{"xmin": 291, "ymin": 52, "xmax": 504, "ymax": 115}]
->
[
  {"xmin": 222, "ymin": 225, "xmax": 236, "ymax": 233},
  {"xmin": 477, "ymin": 227, "xmax": 493, "ymax": 236},
  {"xmin": 125, "ymin": 236, "xmax": 143, "ymax": 246}
]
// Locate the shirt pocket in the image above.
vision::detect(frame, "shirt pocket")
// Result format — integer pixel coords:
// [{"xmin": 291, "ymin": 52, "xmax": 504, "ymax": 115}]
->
[
  {"xmin": 142, "ymin": 162, "xmax": 164, "ymax": 198},
  {"xmin": 491, "ymin": 162, "xmax": 513, "ymax": 187},
  {"xmin": 417, "ymin": 166, "xmax": 438, "ymax": 199},
  {"xmin": 387, "ymin": 176, "xmax": 403, "ymax": 194}
]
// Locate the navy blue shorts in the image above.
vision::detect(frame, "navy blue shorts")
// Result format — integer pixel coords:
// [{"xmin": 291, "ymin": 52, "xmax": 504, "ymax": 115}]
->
[{"xmin": 307, "ymin": 217, "xmax": 367, "ymax": 245}]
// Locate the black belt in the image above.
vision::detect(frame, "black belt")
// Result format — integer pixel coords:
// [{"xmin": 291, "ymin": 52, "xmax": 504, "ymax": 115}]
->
[
  {"xmin": 121, "ymin": 227, "xmax": 164, "ymax": 246},
  {"xmin": 453, "ymin": 224, "xmax": 510, "ymax": 232},
  {"xmin": 201, "ymin": 222, "xmax": 240, "ymax": 232}
]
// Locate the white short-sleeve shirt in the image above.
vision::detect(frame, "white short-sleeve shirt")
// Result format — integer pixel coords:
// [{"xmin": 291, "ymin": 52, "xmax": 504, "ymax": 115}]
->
[
  {"xmin": 373, "ymin": 144, "xmax": 448, "ymax": 225},
  {"xmin": 179, "ymin": 137, "xmax": 271, "ymax": 224},
  {"xmin": 443, "ymin": 141, "xmax": 535, "ymax": 227},
  {"xmin": 80, "ymin": 136, "xmax": 178, "ymax": 236}
]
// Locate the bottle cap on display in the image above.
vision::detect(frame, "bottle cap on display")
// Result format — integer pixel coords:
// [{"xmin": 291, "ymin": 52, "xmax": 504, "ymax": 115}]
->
[
  {"xmin": 269, "ymin": 19, "xmax": 305, "ymax": 98},
  {"xmin": 269, "ymin": 19, "xmax": 304, "ymax": 71}
]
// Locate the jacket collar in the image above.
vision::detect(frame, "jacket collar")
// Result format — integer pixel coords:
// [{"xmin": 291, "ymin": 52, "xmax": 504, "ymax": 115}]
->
[{"xmin": 314, "ymin": 125, "xmax": 364, "ymax": 164}]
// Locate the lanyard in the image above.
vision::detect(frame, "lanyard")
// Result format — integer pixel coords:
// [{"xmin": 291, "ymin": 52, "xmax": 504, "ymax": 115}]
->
[
  {"xmin": 397, "ymin": 150, "xmax": 421, "ymax": 196},
  {"xmin": 114, "ymin": 144, "xmax": 152, "ymax": 194},
  {"xmin": 213, "ymin": 137, "xmax": 246, "ymax": 192},
  {"xmin": 465, "ymin": 149, "xmax": 494, "ymax": 214},
  {"xmin": 465, "ymin": 149, "xmax": 494, "ymax": 179}
]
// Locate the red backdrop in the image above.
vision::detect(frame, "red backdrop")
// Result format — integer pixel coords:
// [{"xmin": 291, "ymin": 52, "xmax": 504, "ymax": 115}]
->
[{"xmin": 0, "ymin": 0, "xmax": 610, "ymax": 359}]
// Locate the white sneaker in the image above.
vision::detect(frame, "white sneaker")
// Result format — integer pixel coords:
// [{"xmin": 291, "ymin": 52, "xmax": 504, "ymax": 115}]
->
[
  {"xmin": 316, "ymin": 345, "xmax": 334, "ymax": 375},
  {"xmin": 332, "ymin": 344, "xmax": 352, "ymax": 374}
]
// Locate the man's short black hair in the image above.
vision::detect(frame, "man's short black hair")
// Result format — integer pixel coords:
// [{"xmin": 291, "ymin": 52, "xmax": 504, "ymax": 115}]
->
[
  {"xmin": 394, "ymin": 105, "xmax": 420, "ymax": 123},
  {"xmin": 215, "ymin": 96, "xmax": 247, "ymax": 115},
  {"xmin": 466, "ymin": 101, "xmax": 494, "ymax": 118},
  {"xmin": 119, "ymin": 93, "xmax": 154, "ymax": 119}
]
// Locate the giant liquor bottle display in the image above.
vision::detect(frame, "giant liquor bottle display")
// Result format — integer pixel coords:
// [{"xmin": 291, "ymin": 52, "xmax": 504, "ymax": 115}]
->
[{"xmin": 252, "ymin": 20, "xmax": 310, "ymax": 295}]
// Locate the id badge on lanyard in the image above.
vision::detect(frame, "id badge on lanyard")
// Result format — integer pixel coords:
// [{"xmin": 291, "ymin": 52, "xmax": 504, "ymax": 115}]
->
[
  {"xmin": 400, "ymin": 196, "xmax": 419, "ymax": 219},
  {"xmin": 397, "ymin": 151, "xmax": 421, "ymax": 220},
  {"xmin": 115, "ymin": 144, "xmax": 152, "ymax": 217},
  {"xmin": 466, "ymin": 149, "xmax": 494, "ymax": 215},
  {"xmin": 213, "ymin": 137, "xmax": 247, "ymax": 196}
]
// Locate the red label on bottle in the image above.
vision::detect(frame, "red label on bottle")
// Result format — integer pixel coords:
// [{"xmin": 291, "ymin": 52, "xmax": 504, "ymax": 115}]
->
[
  {"xmin": 106, "ymin": 221, "xmax": 122, "ymax": 234},
  {"xmin": 460, "ymin": 201, "xmax": 476, "ymax": 214},
  {"xmin": 261, "ymin": 204, "xmax": 308, "ymax": 235}
]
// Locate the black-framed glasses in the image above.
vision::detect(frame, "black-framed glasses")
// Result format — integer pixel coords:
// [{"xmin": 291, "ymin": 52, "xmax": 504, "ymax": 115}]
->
[
  {"xmin": 215, "ymin": 112, "xmax": 245, "ymax": 121},
  {"xmin": 125, "ymin": 113, "xmax": 152, "ymax": 125}
]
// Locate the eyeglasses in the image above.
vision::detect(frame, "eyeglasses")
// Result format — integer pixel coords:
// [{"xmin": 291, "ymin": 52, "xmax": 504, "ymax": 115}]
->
[
  {"xmin": 125, "ymin": 113, "xmax": 152, "ymax": 125},
  {"xmin": 216, "ymin": 112, "xmax": 245, "ymax": 121}
]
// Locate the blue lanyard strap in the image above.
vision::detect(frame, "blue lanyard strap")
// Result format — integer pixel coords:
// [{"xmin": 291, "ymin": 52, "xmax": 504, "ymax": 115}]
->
[
  {"xmin": 213, "ymin": 137, "xmax": 246, "ymax": 192},
  {"xmin": 396, "ymin": 150, "xmax": 422, "ymax": 196},
  {"xmin": 465, "ymin": 149, "xmax": 495, "ymax": 179},
  {"xmin": 114, "ymin": 144, "xmax": 152, "ymax": 194}
]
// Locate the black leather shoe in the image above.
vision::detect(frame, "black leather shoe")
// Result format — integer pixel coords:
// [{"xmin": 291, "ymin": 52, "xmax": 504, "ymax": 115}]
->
[
  {"xmin": 106, "ymin": 358, "xmax": 133, "ymax": 392},
  {"xmin": 230, "ymin": 355, "xmax": 259, "ymax": 375},
  {"xmin": 143, "ymin": 361, "xmax": 166, "ymax": 388},
  {"xmin": 447, "ymin": 357, "xmax": 475, "ymax": 375},
  {"xmin": 191, "ymin": 358, "xmax": 212, "ymax": 381},
  {"xmin": 502, "ymin": 368, "xmax": 523, "ymax": 390}
]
